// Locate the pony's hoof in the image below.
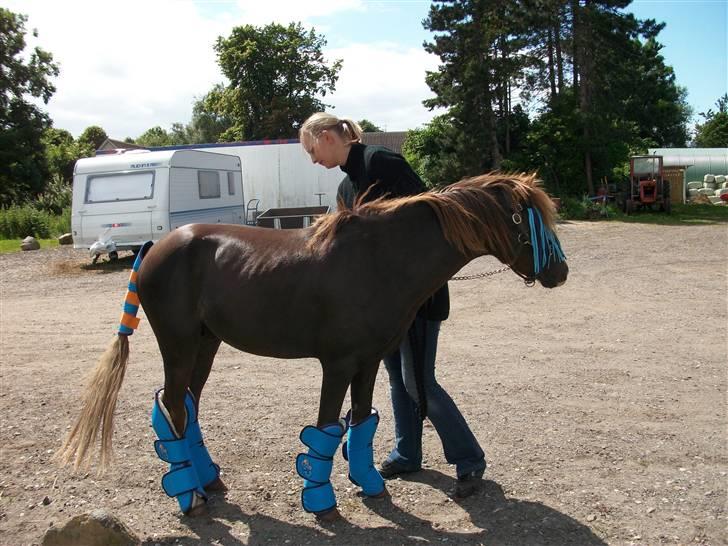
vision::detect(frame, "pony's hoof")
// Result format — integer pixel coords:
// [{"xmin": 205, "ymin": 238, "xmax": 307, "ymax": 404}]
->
[
  {"xmin": 315, "ymin": 507, "xmax": 341, "ymax": 523},
  {"xmin": 206, "ymin": 477, "xmax": 228, "ymax": 493},
  {"xmin": 186, "ymin": 503, "xmax": 209, "ymax": 517},
  {"xmin": 370, "ymin": 486, "xmax": 389, "ymax": 499}
]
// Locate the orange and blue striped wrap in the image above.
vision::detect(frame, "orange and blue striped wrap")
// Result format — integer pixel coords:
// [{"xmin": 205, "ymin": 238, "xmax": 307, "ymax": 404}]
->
[{"xmin": 118, "ymin": 242, "xmax": 153, "ymax": 335}]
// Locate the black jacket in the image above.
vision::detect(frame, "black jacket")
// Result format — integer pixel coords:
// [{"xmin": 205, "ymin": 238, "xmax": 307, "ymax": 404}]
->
[{"xmin": 337, "ymin": 143, "xmax": 449, "ymax": 321}]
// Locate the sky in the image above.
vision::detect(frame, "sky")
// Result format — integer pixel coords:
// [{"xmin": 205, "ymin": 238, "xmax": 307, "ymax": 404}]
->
[{"xmin": 6, "ymin": 0, "xmax": 727, "ymax": 140}]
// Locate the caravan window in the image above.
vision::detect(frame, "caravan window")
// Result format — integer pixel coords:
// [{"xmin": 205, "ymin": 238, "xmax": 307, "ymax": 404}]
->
[
  {"xmin": 198, "ymin": 171, "xmax": 220, "ymax": 199},
  {"xmin": 85, "ymin": 171, "xmax": 154, "ymax": 203},
  {"xmin": 227, "ymin": 172, "xmax": 235, "ymax": 195}
]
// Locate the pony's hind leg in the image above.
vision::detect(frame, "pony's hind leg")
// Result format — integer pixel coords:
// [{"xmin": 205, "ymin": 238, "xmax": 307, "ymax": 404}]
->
[
  {"xmin": 152, "ymin": 342, "xmax": 209, "ymax": 516},
  {"xmin": 187, "ymin": 328, "xmax": 227, "ymax": 493}
]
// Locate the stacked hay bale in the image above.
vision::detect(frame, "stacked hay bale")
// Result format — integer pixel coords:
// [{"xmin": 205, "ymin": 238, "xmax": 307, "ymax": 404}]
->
[{"xmin": 687, "ymin": 174, "xmax": 728, "ymax": 205}]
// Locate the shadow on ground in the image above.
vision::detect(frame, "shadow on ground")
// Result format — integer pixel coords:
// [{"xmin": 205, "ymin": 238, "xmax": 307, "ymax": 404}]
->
[{"xmin": 143, "ymin": 474, "xmax": 605, "ymax": 546}]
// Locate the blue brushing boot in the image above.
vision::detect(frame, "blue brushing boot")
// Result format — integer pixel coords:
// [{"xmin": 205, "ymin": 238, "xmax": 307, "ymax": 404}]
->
[
  {"xmin": 151, "ymin": 389, "xmax": 207, "ymax": 514},
  {"xmin": 342, "ymin": 409, "xmax": 385, "ymax": 497},
  {"xmin": 295, "ymin": 420, "xmax": 346, "ymax": 514},
  {"xmin": 184, "ymin": 389, "xmax": 221, "ymax": 489}
]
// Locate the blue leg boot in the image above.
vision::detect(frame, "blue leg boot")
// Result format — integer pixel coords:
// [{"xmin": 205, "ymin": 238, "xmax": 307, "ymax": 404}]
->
[
  {"xmin": 342, "ymin": 409, "xmax": 385, "ymax": 497},
  {"xmin": 295, "ymin": 420, "xmax": 346, "ymax": 514},
  {"xmin": 151, "ymin": 389, "xmax": 207, "ymax": 514},
  {"xmin": 184, "ymin": 390, "xmax": 221, "ymax": 489}
]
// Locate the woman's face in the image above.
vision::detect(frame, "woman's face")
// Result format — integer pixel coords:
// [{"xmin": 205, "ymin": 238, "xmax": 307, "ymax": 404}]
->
[{"xmin": 302, "ymin": 130, "xmax": 345, "ymax": 169}]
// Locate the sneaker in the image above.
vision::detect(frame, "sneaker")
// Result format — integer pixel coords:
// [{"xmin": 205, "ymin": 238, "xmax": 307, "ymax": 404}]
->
[
  {"xmin": 453, "ymin": 470, "xmax": 484, "ymax": 498},
  {"xmin": 378, "ymin": 460, "xmax": 421, "ymax": 480}
]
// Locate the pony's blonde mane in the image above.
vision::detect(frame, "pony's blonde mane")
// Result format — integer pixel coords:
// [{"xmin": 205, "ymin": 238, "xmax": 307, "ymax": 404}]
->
[{"xmin": 308, "ymin": 173, "xmax": 556, "ymax": 258}]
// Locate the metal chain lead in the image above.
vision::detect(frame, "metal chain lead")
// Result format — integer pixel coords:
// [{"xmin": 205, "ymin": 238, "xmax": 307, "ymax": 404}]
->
[{"xmin": 451, "ymin": 265, "xmax": 511, "ymax": 281}]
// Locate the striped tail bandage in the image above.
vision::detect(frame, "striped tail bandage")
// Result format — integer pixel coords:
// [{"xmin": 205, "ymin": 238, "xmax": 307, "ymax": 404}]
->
[{"xmin": 118, "ymin": 242, "xmax": 153, "ymax": 336}]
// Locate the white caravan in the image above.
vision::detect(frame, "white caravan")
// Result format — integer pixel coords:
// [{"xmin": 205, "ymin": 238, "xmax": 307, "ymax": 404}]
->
[
  {"xmin": 71, "ymin": 149, "xmax": 244, "ymax": 260},
  {"xmin": 150, "ymin": 140, "xmax": 345, "ymax": 211}
]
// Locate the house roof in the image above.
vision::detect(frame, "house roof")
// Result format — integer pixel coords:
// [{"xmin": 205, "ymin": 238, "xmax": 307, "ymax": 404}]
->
[
  {"xmin": 361, "ymin": 131, "xmax": 408, "ymax": 154},
  {"xmin": 98, "ymin": 138, "xmax": 145, "ymax": 151}
]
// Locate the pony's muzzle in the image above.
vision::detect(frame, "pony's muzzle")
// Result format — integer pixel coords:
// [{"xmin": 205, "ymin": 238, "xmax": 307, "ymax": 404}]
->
[{"xmin": 537, "ymin": 260, "xmax": 569, "ymax": 288}]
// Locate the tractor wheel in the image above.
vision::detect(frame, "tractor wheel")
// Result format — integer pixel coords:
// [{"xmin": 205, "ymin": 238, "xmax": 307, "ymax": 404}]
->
[
  {"xmin": 109, "ymin": 251, "xmax": 119, "ymax": 262},
  {"xmin": 665, "ymin": 199, "xmax": 671, "ymax": 214},
  {"xmin": 625, "ymin": 199, "xmax": 634, "ymax": 215}
]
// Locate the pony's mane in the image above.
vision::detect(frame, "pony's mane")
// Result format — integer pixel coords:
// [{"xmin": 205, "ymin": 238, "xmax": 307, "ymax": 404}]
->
[{"xmin": 308, "ymin": 173, "xmax": 557, "ymax": 258}]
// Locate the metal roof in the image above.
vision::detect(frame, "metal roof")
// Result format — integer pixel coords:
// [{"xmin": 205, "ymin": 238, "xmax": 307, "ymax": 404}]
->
[{"xmin": 648, "ymin": 148, "xmax": 728, "ymax": 182}]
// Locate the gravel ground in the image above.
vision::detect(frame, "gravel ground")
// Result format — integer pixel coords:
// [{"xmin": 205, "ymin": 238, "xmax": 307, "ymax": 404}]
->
[{"xmin": 0, "ymin": 220, "xmax": 726, "ymax": 545}]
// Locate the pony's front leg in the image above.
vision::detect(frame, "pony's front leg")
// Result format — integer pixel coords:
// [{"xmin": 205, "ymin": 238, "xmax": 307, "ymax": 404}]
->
[
  {"xmin": 295, "ymin": 362, "xmax": 352, "ymax": 520},
  {"xmin": 343, "ymin": 362, "xmax": 387, "ymax": 499}
]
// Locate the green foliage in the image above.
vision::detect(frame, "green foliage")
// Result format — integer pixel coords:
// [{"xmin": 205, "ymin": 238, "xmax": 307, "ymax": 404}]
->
[
  {"xmin": 135, "ymin": 126, "xmax": 175, "ymax": 147},
  {"xmin": 0, "ymin": 204, "xmax": 71, "ymax": 238},
  {"xmin": 694, "ymin": 95, "xmax": 728, "ymax": 147},
  {"xmin": 358, "ymin": 119, "xmax": 382, "ymax": 132},
  {"xmin": 0, "ymin": 7, "xmax": 59, "ymax": 206},
  {"xmin": 420, "ymin": 0, "xmax": 691, "ymax": 197},
  {"xmin": 34, "ymin": 175, "xmax": 72, "ymax": 215},
  {"xmin": 211, "ymin": 22, "xmax": 342, "ymax": 140},
  {"xmin": 77, "ymin": 125, "xmax": 108, "ymax": 152},
  {"xmin": 402, "ymin": 115, "xmax": 467, "ymax": 188}
]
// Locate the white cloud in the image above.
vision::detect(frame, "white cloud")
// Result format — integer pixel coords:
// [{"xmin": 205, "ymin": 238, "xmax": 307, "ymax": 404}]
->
[
  {"xmin": 233, "ymin": 0, "xmax": 365, "ymax": 25},
  {"xmin": 326, "ymin": 42, "xmax": 443, "ymax": 131},
  {"xmin": 6, "ymin": 0, "xmax": 439, "ymax": 139}
]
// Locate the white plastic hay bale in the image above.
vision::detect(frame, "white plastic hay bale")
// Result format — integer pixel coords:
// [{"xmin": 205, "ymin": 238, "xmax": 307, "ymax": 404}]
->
[
  {"xmin": 715, "ymin": 175, "xmax": 727, "ymax": 184},
  {"xmin": 688, "ymin": 188, "xmax": 700, "ymax": 197},
  {"xmin": 718, "ymin": 188, "xmax": 728, "ymax": 197},
  {"xmin": 708, "ymin": 196, "xmax": 722, "ymax": 204},
  {"xmin": 687, "ymin": 181, "xmax": 703, "ymax": 190},
  {"xmin": 723, "ymin": 181, "xmax": 728, "ymax": 189},
  {"xmin": 704, "ymin": 174, "xmax": 715, "ymax": 183},
  {"xmin": 703, "ymin": 181, "xmax": 717, "ymax": 189},
  {"xmin": 698, "ymin": 188, "xmax": 716, "ymax": 196}
]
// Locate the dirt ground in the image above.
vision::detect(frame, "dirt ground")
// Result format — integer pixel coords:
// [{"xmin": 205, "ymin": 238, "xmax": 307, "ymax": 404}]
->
[{"xmin": 0, "ymin": 220, "xmax": 726, "ymax": 546}]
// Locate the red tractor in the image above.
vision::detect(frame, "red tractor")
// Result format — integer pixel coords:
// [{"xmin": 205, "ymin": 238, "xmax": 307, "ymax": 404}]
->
[{"xmin": 622, "ymin": 155, "xmax": 671, "ymax": 214}]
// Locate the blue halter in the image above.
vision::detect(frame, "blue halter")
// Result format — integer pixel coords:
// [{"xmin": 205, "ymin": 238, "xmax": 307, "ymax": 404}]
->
[{"xmin": 526, "ymin": 207, "xmax": 566, "ymax": 276}]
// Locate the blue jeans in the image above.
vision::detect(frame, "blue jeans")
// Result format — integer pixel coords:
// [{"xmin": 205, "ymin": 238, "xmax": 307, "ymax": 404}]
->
[{"xmin": 382, "ymin": 317, "xmax": 486, "ymax": 479}]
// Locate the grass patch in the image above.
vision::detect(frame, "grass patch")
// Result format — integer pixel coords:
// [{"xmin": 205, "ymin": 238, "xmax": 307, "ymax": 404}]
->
[
  {"xmin": 559, "ymin": 197, "xmax": 728, "ymax": 225},
  {"xmin": 0, "ymin": 239, "xmax": 60, "ymax": 254}
]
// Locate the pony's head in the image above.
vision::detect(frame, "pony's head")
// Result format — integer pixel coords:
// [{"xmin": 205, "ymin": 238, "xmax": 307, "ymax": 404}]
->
[{"xmin": 423, "ymin": 173, "xmax": 569, "ymax": 288}]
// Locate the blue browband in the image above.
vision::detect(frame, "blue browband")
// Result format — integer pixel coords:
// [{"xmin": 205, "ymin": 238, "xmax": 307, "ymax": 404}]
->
[{"xmin": 527, "ymin": 207, "xmax": 566, "ymax": 275}]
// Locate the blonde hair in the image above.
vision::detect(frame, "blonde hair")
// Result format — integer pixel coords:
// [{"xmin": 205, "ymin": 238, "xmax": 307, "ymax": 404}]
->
[{"xmin": 300, "ymin": 112, "xmax": 363, "ymax": 144}]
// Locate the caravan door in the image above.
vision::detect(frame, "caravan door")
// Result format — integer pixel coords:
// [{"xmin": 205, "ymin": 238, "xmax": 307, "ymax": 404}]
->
[{"xmin": 77, "ymin": 170, "xmax": 156, "ymax": 249}]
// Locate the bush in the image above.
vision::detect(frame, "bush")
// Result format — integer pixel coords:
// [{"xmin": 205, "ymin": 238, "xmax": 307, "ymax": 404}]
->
[{"xmin": 0, "ymin": 205, "xmax": 70, "ymax": 238}]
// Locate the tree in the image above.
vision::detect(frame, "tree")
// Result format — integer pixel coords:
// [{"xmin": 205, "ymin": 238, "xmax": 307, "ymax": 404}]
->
[
  {"xmin": 358, "ymin": 119, "xmax": 382, "ymax": 132},
  {"xmin": 211, "ymin": 22, "xmax": 341, "ymax": 141},
  {"xmin": 77, "ymin": 125, "xmax": 108, "ymax": 153},
  {"xmin": 694, "ymin": 94, "xmax": 728, "ymax": 147},
  {"xmin": 42, "ymin": 127, "xmax": 78, "ymax": 184},
  {"xmin": 135, "ymin": 126, "xmax": 174, "ymax": 147},
  {"xmin": 401, "ymin": 115, "xmax": 467, "ymax": 188},
  {"xmin": 0, "ymin": 8, "xmax": 59, "ymax": 205},
  {"xmin": 186, "ymin": 84, "xmax": 235, "ymax": 143}
]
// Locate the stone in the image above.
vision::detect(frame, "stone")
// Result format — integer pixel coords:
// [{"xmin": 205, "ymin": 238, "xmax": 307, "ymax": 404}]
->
[
  {"xmin": 21, "ymin": 236, "xmax": 40, "ymax": 251},
  {"xmin": 58, "ymin": 233, "xmax": 73, "ymax": 245},
  {"xmin": 42, "ymin": 510, "xmax": 140, "ymax": 546}
]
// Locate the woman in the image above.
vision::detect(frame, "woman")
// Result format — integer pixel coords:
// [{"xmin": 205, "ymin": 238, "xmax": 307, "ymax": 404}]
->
[{"xmin": 299, "ymin": 112, "xmax": 486, "ymax": 497}]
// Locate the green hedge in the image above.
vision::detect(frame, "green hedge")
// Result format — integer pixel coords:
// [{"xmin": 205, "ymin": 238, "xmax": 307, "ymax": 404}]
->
[{"xmin": 0, "ymin": 206, "xmax": 71, "ymax": 239}]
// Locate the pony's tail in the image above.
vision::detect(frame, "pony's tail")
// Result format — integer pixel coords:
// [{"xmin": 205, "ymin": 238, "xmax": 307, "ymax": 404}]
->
[
  {"xmin": 55, "ymin": 241, "xmax": 153, "ymax": 471},
  {"xmin": 56, "ymin": 334, "xmax": 131, "ymax": 470}
]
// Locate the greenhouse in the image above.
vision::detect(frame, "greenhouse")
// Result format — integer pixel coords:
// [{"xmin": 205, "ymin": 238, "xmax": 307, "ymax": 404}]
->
[{"xmin": 648, "ymin": 148, "xmax": 728, "ymax": 204}]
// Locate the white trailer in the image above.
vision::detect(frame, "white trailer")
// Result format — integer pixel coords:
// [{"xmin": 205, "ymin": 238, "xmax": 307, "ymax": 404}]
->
[
  {"xmin": 149, "ymin": 139, "xmax": 345, "ymax": 212},
  {"xmin": 71, "ymin": 149, "xmax": 244, "ymax": 259}
]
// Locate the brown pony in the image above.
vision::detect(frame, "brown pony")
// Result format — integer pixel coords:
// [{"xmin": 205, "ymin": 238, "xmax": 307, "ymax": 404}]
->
[{"xmin": 58, "ymin": 172, "xmax": 568, "ymax": 514}]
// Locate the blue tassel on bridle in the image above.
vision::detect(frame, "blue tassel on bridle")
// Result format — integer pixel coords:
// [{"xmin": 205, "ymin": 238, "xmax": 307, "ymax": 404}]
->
[{"xmin": 527, "ymin": 207, "xmax": 566, "ymax": 276}]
